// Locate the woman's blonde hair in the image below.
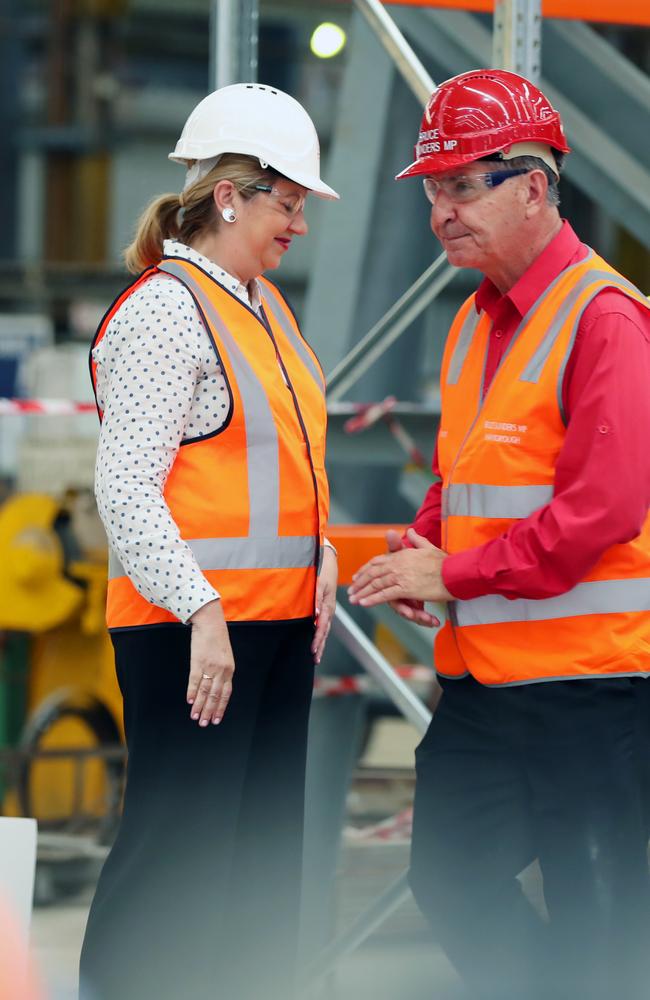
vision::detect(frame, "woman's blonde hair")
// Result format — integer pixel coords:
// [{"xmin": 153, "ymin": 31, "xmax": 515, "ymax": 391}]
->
[{"xmin": 123, "ymin": 153, "xmax": 278, "ymax": 274}]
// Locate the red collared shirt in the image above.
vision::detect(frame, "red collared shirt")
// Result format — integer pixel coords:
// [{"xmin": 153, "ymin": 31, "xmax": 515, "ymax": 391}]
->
[{"xmin": 412, "ymin": 221, "xmax": 650, "ymax": 600}]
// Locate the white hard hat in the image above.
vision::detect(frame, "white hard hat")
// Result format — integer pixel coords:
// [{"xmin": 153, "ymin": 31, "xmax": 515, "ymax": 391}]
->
[{"xmin": 169, "ymin": 83, "xmax": 339, "ymax": 200}]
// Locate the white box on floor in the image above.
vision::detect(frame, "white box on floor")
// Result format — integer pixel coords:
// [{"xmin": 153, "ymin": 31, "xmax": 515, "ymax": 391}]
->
[{"xmin": 0, "ymin": 816, "xmax": 37, "ymax": 940}]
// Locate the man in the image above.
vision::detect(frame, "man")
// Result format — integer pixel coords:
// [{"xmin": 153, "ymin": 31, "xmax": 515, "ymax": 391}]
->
[{"xmin": 349, "ymin": 69, "xmax": 650, "ymax": 1000}]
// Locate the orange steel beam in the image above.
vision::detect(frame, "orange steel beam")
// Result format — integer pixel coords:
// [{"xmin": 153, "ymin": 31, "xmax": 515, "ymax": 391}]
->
[
  {"xmin": 385, "ymin": 0, "xmax": 650, "ymax": 27},
  {"xmin": 327, "ymin": 524, "xmax": 407, "ymax": 586}
]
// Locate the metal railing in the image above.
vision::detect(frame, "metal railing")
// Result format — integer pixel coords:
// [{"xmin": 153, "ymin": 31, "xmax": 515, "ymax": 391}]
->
[
  {"xmin": 354, "ymin": 0, "xmax": 435, "ymax": 103},
  {"xmin": 326, "ymin": 254, "xmax": 456, "ymax": 400},
  {"xmin": 332, "ymin": 605, "xmax": 431, "ymax": 734},
  {"xmin": 326, "ymin": 0, "xmax": 547, "ymax": 400}
]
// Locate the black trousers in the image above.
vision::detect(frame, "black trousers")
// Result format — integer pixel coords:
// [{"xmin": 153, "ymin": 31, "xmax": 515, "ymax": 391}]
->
[
  {"xmin": 410, "ymin": 674, "xmax": 650, "ymax": 1000},
  {"xmin": 79, "ymin": 619, "xmax": 314, "ymax": 1000}
]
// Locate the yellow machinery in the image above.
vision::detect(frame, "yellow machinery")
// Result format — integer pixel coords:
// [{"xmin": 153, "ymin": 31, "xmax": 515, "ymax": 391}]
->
[{"xmin": 0, "ymin": 493, "xmax": 122, "ymax": 838}]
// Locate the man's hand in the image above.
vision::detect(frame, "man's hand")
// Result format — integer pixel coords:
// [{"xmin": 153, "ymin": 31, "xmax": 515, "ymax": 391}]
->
[
  {"xmin": 313, "ymin": 545, "xmax": 338, "ymax": 664},
  {"xmin": 384, "ymin": 530, "xmax": 439, "ymax": 628},
  {"xmin": 348, "ymin": 528, "xmax": 453, "ymax": 608},
  {"xmin": 187, "ymin": 599, "xmax": 235, "ymax": 727}
]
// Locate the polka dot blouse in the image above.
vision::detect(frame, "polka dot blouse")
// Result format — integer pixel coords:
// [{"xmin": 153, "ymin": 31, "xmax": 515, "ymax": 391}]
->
[{"xmin": 93, "ymin": 240, "xmax": 264, "ymax": 624}]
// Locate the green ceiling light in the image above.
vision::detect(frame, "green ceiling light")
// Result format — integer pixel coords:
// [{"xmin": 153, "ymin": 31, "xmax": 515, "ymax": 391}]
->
[{"xmin": 310, "ymin": 22, "xmax": 347, "ymax": 59}]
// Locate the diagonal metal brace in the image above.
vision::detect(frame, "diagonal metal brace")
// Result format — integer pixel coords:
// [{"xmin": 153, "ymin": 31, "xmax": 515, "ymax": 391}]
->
[
  {"xmin": 325, "ymin": 0, "xmax": 457, "ymax": 402},
  {"xmin": 326, "ymin": 255, "xmax": 456, "ymax": 401},
  {"xmin": 300, "ymin": 871, "xmax": 412, "ymax": 994},
  {"xmin": 332, "ymin": 604, "xmax": 432, "ymax": 736}
]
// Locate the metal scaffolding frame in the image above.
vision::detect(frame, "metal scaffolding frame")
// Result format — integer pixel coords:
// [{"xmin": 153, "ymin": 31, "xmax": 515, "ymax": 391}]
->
[
  {"xmin": 317, "ymin": 0, "xmax": 548, "ymax": 403},
  {"xmin": 354, "ymin": 0, "xmax": 436, "ymax": 102},
  {"xmin": 209, "ymin": 0, "xmax": 260, "ymax": 90},
  {"xmin": 492, "ymin": 0, "xmax": 542, "ymax": 82},
  {"xmin": 326, "ymin": 253, "xmax": 455, "ymax": 400}
]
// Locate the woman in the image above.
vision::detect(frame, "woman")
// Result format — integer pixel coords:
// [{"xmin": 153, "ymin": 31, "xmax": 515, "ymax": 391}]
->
[{"xmin": 80, "ymin": 84, "xmax": 339, "ymax": 1000}]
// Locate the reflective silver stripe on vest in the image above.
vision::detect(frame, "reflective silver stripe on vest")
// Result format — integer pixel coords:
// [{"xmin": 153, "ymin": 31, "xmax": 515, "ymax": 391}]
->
[
  {"xmin": 485, "ymin": 670, "xmax": 650, "ymax": 689},
  {"xmin": 159, "ymin": 260, "xmax": 279, "ymax": 538},
  {"xmin": 108, "ymin": 535, "xmax": 317, "ymax": 580},
  {"xmin": 443, "ymin": 483, "xmax": 553, "ymax": 520},
  {"xmin": 445, "ymin": 254, "xmax": 593, "ymax": 396},
  {"xmin": 519, "ymin": 268, "xmax": 642, "ymax": 384},
  {"xmin": 555, "ymin": 276, "xmax": 650, "ymax": 423},
  {"xmin": 260, "ymin": 286, "xmax": 325, "ymax": 394},
  {"xmin": 446, "ymin": 305, "xmax": 483, "ymax": 385},
  {"xmin": 454, "ymin": 577, "xmax": 650, "ymax": 627}
]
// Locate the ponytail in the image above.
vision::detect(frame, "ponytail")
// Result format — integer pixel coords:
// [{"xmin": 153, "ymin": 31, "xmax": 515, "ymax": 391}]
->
[{"xmin": 123, "ymin": 193, "xmax": 182, "ymax": 274}]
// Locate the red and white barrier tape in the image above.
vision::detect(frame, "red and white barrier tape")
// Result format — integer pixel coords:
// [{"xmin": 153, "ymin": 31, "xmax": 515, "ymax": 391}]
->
[
  {"xmin": 343, "ymin": 396, "xmax": 399, "ymax": 434},
  {"xmin": 345, "ymin": 807, "xmax": 414, "ymax": 844},
  {"xmin": 343, "ymin": 395, "xmax": 427, "ymax": 469},
  {"xmin": 0, "ymin": 398, "xmax": 96, "ymax": 415},
  {"xmin": 314, "ymin": 664, "xmax": 434, "ymax": 698}
]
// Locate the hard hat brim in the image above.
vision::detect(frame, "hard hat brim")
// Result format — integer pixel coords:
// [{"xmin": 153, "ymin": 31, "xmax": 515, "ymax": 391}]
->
[
  {"xmin": 396, "ymin": 141, "xmax": 568, "ymax": 182},
  {"xmin": 280, "ymin": 168, "xmax": 340, "ymax": 201},
  {"xmin": 395, "ymin": 152, "xmax": 483, "ymax": 180},
  {"xmin": 169, "ymin": 149, "xmax": 340, "ymax": 201}
]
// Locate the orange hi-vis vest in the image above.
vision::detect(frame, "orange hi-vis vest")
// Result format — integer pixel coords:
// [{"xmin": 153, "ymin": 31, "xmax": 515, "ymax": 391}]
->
[
  {"xmin": 435, "ymin": 249, "xmax": 650, "ymax": 686},
  {"xmin": 90, "ymin": 256, "xmax": 329, "ymax": 628}
]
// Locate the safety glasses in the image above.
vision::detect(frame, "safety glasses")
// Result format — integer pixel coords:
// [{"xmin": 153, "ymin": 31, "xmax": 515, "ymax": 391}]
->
[
  {"xmin": 252, "ymin": 184, "xmax": 307, "ymax": 218},
  {"xmin": 423, "ymin": 168, "xmax": 531, "ymax": 205}
]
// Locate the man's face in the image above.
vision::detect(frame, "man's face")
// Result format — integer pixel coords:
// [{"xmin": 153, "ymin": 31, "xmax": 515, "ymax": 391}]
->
[{"xmin": 427, "ymin": 163, "xmax": 530, "ymax": 274}]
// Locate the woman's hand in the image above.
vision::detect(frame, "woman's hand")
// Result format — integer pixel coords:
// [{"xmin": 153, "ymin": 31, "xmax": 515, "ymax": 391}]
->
[
  {"xmin": 312, "ymin": 545, "xmax": 338, "ymax": 665},
  {"xmin": 187, "ymin": 599, "xmax": 235, "ymax": 727}
]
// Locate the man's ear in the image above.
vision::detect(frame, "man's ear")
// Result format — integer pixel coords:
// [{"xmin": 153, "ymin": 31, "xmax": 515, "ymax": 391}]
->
[{"xmin": 524, "ymin": 168, "xmax": 549, "ymax": 218}]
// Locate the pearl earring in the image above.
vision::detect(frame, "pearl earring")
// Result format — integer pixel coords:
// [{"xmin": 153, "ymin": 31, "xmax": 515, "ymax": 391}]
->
[{"xmin": 222, "ymin": 207, "xmax": 237, "ymax": 223}]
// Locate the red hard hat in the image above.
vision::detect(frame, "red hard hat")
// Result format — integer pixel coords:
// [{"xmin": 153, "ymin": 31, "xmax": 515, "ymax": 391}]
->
[{"xmin": 396, "ymin": 69, "xmax": 570, "ymax": 180}]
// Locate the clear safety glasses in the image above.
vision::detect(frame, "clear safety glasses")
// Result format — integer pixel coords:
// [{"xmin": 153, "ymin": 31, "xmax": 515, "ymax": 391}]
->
[
  {"xmin": 252, "ymin": 184, "xmax": 307, "ymax": 218},
  {"xmin": 423, "ymin": 168, "xmax": 531, "ymax": 205}
]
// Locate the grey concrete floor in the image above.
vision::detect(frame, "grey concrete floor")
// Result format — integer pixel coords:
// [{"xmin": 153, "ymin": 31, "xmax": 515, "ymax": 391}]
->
[
  {"xmin": 30, "ymin": 835, "xmax": 467, "ymax": 1000},
  {"xmin": 32, "ymin": 894, "xmax": 87, "ymax": 1000},
  {"xmin": 31, "ymin": 884, "xmax": 463, "ymax": 1000}
]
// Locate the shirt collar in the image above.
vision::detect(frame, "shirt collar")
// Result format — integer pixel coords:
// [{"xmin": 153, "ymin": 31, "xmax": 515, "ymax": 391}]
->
[
  {"xmin": 162, "ymin": 239, "xmax": 263, "ymax": 314},
  {"xmin": 475, "ymin": 220, "xmax": 585, "ymax": 320}
]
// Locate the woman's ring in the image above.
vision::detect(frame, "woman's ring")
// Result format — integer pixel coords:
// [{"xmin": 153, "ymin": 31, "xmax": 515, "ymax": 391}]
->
[{"xmin": 202, "ymin": 673, "xmax": 214, "ymax": 680}]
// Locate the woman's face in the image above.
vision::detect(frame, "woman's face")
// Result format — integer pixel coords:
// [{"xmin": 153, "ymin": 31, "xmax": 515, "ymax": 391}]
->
[{"xmin": 232, "ymin": 179, "xmax": 309, "ymax": 277}]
